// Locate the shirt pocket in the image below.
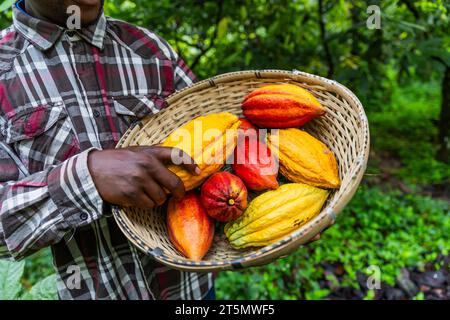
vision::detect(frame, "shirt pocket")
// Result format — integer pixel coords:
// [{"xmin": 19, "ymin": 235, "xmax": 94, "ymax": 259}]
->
[
  {"xmin": 112, "ymin": 94, "xmax": 168, "ymax": 132},
  {"xmin": 0, "ymin": 100, "xmax": 80, "ymax": 173}
]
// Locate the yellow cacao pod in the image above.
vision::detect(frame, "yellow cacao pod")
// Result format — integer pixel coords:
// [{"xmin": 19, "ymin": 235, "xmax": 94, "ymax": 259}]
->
[
  {"xmin": 224, "ymin": 183, "xmax": 329, "ymax": 248},
  {"xmin": 161, "ymin": 112, "xmax": 240, "ymax": 191},
  {"xmin": 269, "ymin": 128, "xmax": 340, "ymax": 189}
]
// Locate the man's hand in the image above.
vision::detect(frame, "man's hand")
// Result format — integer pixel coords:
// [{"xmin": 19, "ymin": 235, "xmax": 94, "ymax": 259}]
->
[{"xmin": 88, "ymin": 146, "xmax": 200, "ymax": 209}]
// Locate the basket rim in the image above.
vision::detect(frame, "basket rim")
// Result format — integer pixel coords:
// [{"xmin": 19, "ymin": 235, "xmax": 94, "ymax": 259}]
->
[{"xmin": 113, "ymin": 69, "xmax": 370, "ymax": 271}]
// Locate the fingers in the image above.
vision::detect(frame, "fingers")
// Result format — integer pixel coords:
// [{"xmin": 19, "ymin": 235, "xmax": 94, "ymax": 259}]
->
[
  {"xmin": 142, "ymin": 178, "xmax": 167, "ymax": 206},
  {"xmin": 128, "ymin": 146, "xmax": 201, "ymax": 202},
  {"xmin": 132, "ymin": 193, "xmax": 156, "ymax": 210},
  {"xmin": 145, "ymin": 146, "xmax": 201, "ymax": 176},
  {"xmin": 120, "ymin": 182, "xmax": 156, "ymax": 209},
  {"xmin": 146, "ymin": 159, "xmax": 186, "ymax": 200}
]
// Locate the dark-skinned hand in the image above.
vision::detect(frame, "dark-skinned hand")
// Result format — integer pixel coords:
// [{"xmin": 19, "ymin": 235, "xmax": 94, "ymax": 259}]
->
[{"xmin": 88, "ymin": 146, "xmax": 200, "ymax": 209}]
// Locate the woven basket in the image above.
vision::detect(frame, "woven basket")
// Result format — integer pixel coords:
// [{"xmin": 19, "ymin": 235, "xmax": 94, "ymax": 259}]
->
[{"xmin": 112, "ymin": 69, "xmax": 370, "ymax": 272}]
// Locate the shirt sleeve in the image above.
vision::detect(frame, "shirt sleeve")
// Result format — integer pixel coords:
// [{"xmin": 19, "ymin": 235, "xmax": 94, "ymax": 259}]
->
[
  {"xmin": 172, "ymin": 53, "xmax": 198, "ymax": 90},
  {"xmin": 0, "ymin": 145, "xmax": 103, "ymax": 261},
  {"xmin": 152, "ymin": 33, "xmax": 197, "ymax": 90}
]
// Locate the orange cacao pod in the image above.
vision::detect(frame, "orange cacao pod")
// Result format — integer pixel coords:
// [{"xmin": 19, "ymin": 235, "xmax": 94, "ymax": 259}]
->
[
  {"xmin": 167, "ymin": 192, "xmax": 214, "ymax": 261},
  {"xmin": 242, "ymin": 84, "xmax": 325, "ymax": 128}
]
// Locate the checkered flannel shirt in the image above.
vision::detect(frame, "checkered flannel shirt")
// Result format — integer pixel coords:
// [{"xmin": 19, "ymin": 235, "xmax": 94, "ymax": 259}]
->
[{"xmin": 0, "ymin": 3, "xmax": 213, "ymax": 300}]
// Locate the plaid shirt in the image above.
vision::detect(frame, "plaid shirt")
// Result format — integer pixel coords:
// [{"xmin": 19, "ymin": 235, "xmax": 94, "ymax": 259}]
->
[{"xmin": 0, "ymin": 3, "xmax": 213, "ymax": 300}]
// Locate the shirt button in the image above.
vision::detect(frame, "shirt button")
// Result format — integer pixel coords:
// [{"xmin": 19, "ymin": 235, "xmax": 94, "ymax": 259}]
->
[
  {"xmin": 80, "ymin": 212, "xmax": 88, "ymax": 221},
  {"xmin": 93, "ymin": 110, "xmax": 100, "ymax": 118}
]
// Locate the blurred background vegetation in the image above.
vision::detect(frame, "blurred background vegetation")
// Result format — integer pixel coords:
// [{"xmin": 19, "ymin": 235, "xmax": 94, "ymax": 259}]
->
[{"xmin": 0, "ymin": 0, "xmax": 448, "ymax": 300}]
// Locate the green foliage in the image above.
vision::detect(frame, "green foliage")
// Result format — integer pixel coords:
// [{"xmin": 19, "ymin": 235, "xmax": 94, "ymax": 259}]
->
[
  {"xmin": 0, "ymin": 259, "xmax": 57, "ymax": 300},
  {"xmin": 216, "ymin": 186, "xmax": 449, "ymax": 299},
  {"xmin": 23, "ymin": 249, "xmax": 55, "ymax": 287},
  {"xmin": 101, "ymin": 0, "xmax": 449, "ymax": 109},
  {"xmin": 0, "ymin": 259, "xmax": 24, "ymax": 299},
  {"xmin": 0, "ymin": 0, "xmax": 14, "ymax": 12},
  {"xmin": 369, "ymin": 79, "xmax": 450, "ymax": 185},
  {"xmin": 20, "ymin": 275, "xmax": 58, "ymax": 300}
]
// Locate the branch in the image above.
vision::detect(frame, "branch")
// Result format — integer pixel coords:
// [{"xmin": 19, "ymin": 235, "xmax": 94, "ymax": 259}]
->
[
  {"xmin": 190, "ymin": 0, "xmax": 224, "ymax": 70},
  {"xmin": 432, "ymin": 55, "xmax": 450, "ymax": 68},
  {"xmin": 174, "ymin": 36, "xmax": 203, "ymax": 50},
  {"xmin": 399, "ymin": 0, "xmax": 420, "ymax": 20},
  {"xmin": 318, "ymin": 0, "xmax": 334, "ymax": 78},
  {"xmin": 174, "ymin": 41, "xmax": 186, "ymax": 62}
]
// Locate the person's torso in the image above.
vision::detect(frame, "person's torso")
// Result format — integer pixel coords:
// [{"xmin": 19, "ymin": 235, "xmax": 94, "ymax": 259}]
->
[{"xmin": 0, "ymin": 16, "xmax": 212, "ymax": 300}]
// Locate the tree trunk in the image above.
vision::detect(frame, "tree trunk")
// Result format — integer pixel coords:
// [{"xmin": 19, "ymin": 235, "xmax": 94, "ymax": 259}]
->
[
  {"xmin": 437, "ymin": 66, "xmax": 450, "ymax": 163},
  {"xmin": 318, "ymin": 0, "xmax": 334, "ymax": 78},
  {"xmin": 350, "ymin": 3, "xmax": 360, "ymax": 56},
  {"xmin": 365, "ymin": 0, "xmax": 383, "ymax": 70}
]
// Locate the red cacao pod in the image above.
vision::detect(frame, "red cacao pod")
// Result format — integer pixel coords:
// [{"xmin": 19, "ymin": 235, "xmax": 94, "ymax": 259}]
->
[
  {"xmin": 167, "ymin": 192, "xmax": 214, "ymax": 261},
  {"xmin": 232, "ymin": 136, "xmax": 279, "ymax": 191},
  {"xmin": 200, "ymin": 172, "xmax": 248, "ymax": 222},
  {"xmin": 242, "ymin": 84, "xmax": 325, "ymax": 128},
  {"xmin": 238, "ymin": 118, "xmax": 258, "ymax": 135}
]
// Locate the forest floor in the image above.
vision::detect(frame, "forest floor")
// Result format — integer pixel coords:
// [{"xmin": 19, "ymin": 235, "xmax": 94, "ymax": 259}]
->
[
  {"xmin": 325, "ymin": 254, "xmax": 449, "ymax": 300},
  {"xmin": 368, "ymin": 150, "xmax": 450, "ymax": 201}
]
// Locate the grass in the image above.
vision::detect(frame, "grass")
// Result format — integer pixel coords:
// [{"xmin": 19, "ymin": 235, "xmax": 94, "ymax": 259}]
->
[{"xmin": 368, "ymin": 80, "xmax": 449, "ymax": 186}]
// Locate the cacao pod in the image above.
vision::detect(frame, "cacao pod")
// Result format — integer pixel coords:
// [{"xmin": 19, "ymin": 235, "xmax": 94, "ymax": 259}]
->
[
  {"xmin": 200, "ymin": 172, "xmax": 248, "ymax": 222},
  {"xmin": 224, "ymin": 183, "xmax": 328, "ymax": 249},
  {"xmin": 232, "ymin": 134, "xmax": 279, "ymax": 191},
  {"xmin": 268, "ymin": 128, "xmax": 340, "ymax": 189},
  {"xmin": 238, "ymin": 118, "xmax": 258, "ymax": 136},
  {"xmin": 161, "ymin": 112, "xmax": 240, "ymax": 191},
  {"xmin": 167, "ymin": 192, "xmax": 214, "ymax": 261},
  {"xmin": 242, "ymin": 84, "xmax": 326, "ymax": 128}
]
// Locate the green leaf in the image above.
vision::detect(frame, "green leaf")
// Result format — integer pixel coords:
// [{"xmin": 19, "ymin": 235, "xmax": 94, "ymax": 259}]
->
[
  {"xmin": 0, "ymin": 260, "xmax": 25, "ymax": 300},
  {"xmin": 217, "ymin": 17, "xmax": 229, "ymax": 39},
  {"xmin": 21, "ymin": 274, "xmax": 57, "ymax": 300},
  {"xmin": 364, "ymin": 289, "xmax": 376, "ymax": 300},
  {"xmin": 413, "ymin": 292, "xmax": 425, "ymax": 300},
  {"xmin": 240, "ymin": 6, "xmax": 247, "ymax": 20},
  {"xmin": 305, "ymin": 289, "xmax": 331, "ymax": 300},
  {"xmin": 0, "ymin": 0, "xmax": 15, "ymax": 12},
  {"xmin": 120, "ymin": 0, "xmax": 136, "ymax": 11}
]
